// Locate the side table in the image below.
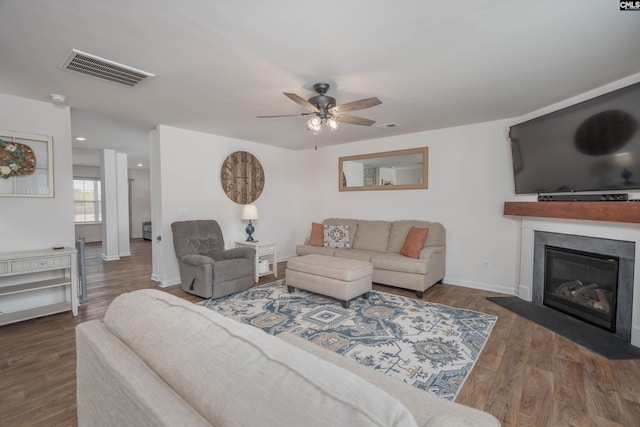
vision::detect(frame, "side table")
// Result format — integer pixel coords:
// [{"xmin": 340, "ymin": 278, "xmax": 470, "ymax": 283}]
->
[
  {"xmin": 0, "ymin": 247, "xmax": 78, "ymax": 326},
  {"xmin": 235, "ymin": 241, "xmax": 277, "ymax": 283}
]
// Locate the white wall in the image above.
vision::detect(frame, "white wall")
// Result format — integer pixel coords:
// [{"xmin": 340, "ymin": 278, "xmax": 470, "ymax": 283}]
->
[
  {"xmin": 129, "ymin": 168, "xmax": 151, "ymax": 239},
  {"xmin": 342, "ymin": 160, "xmax": 363, "ymax": 186},
  {"xmin": 0, "ymin": 93, "xmax": 75, "ymax": 252},
  {"xmin": 156, "ymin": 123, "xmax": 509, "ymax": 293},
  {"xmin": 379, "ymin": 167, "xmax": 395, "ymax": 185},
  {"xmin": 153, "ymin": 125, "xmax": 298, "ymax": 286},
  {"xmin": 152, "ymin": 74, "xmax": 640, "ymax": 294},
  {"xmin": 289, "ymin": 74, "xmax": 640, "ymax": 295},
  {"xmin": 397, "ymin": 167, "xmax": 422, "ymax": 185},
  {"xmin": 293, "ymin": 120, "xmax": 521, "ymax": 295}
]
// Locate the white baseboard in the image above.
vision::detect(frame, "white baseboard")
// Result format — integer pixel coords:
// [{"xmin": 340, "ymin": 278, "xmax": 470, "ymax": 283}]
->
[
  {"xmin": 443, "ymin": 277, "xmax": 516, "ymax": 295},
  {"xmin": 155, "ymin": 278, "xmax": 181, "ymax": 288},
  {"xmin": 101, "ymin": 254, "xmax": 120, "ymax": 262}
]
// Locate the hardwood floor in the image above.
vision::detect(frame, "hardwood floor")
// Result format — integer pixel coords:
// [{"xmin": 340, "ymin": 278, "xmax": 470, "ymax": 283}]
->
[{"xmin": 1, "ymin": 239, "xmax": 639, "ymax": 426}]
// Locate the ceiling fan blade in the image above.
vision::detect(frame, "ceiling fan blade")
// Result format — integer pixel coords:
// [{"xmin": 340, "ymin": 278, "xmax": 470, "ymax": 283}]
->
[
  {"xmin": 283, "ymin": 92, "xmax": 320, "ymax": 113},
  {"xmin": 334, "ymin": 114, "xmax": 376, "ymax": 126},
  {"xmin": 330, "ymin": 97, "xmax": 382, "ymax": 114},
  {"xmin": 256, "ymin": 113, "xmax": 312, "ymax": 118}
]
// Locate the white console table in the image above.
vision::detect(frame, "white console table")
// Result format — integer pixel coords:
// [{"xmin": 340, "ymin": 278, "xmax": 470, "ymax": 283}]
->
[
  {"xmin": 0, "ymin": 247, "xmax": 78, "ymax": 326},
  {"xmin": 235, "ymin": 241, "xmax": 277, "ymax": 283}
]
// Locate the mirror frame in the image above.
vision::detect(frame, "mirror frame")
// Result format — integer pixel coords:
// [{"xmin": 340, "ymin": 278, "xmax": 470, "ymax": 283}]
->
[{"xmin": 338, "ymin": 147, "xmax": 428, "ymax": 191}]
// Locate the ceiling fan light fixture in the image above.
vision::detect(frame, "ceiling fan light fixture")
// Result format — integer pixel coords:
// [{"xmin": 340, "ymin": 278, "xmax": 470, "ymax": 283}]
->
[
  {"xmin": 258, "ymin": 83, "xmax": 381, "ymax": 135},
  {"xmin": 307, "ymin": 116, "xmax": 322, "ymax": 133}
]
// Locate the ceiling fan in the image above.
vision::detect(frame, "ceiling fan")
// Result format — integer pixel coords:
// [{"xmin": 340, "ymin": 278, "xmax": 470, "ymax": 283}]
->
[{"xmin": 257, "ymin": 83, "xmax": 382, "ymax": 133}]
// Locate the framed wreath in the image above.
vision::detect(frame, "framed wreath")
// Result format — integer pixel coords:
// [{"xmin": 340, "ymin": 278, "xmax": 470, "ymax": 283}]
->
[{"xmin": 0, "ymin": 130, "xmax": 53, "ymax": 197}]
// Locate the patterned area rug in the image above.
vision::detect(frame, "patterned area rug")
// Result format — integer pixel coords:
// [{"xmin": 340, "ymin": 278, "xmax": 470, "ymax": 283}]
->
[{"xmin": 203, "ymin": 281, "xmax": 497, "ymax": 400}]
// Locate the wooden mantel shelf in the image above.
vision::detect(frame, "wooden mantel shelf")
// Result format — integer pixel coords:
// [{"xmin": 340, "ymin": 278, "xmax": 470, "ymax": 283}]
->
[{"xmin": 504, "ymin": 201, "xmax": 640, "ymax": 224}]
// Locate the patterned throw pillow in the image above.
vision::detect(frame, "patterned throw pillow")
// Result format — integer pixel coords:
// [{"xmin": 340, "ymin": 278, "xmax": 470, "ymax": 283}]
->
[{"xmin": 323, "ymin": 225, "xmax": 351, "ymax": 249}]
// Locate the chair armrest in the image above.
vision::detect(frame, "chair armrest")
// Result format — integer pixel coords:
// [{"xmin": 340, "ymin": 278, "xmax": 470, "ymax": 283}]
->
[
  {"xmin": 223, "ymin": 247, "xmax": 255, "ymax": 261},
  {"xmin": 180, "ymin": 254, "xmax": 215, "ymax": 266}
]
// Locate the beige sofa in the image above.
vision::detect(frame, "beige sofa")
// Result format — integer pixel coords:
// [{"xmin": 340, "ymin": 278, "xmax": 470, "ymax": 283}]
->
[
  {"xmin": 76, "ymin": 289, "xmax": 500, "ymax": 427},
  {"xmin": 296, "ymin": 219, "xmax": 446, "ymax": 297}
]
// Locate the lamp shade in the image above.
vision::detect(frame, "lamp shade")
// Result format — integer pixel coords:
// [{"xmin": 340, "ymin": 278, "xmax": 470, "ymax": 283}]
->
[{"xmin": 241, "ymin": 204, "xmax": 259, "ymax": 220}]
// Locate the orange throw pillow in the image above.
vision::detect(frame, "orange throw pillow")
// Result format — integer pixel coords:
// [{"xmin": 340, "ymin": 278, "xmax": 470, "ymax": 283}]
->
[
  {"xmin": 399, "ymin": 227, "xmax": 429, "ymax": 259},
  {"xmin": 308, "ymin": 222, "xmax": 324, "ymax": 247}
]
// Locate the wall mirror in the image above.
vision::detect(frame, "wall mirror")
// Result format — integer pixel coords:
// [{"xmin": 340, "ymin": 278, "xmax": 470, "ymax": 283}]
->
[{"xmin": 339, "ymin": 147, "xmax": 428, "ymax": 191}]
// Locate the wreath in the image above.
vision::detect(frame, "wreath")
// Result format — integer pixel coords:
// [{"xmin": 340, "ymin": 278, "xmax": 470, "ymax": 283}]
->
[{"xmin": 0, "ymin": 139, "xmax": 36, "ymax": 179}]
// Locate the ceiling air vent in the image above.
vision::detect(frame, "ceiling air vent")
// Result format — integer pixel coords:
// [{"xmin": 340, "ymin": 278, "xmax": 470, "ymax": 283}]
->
[
  {"xmin": 61, "ymin": 49, "xmax": 155, "ymax": 87},
  {"xmin": 375, "ymin": 123, "xmax": 398, "ymax": 128}
]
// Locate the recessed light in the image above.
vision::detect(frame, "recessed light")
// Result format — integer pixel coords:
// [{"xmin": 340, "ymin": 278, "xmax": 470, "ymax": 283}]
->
[
  {"xmin": 49, "ymin": 93, "xmax": 66, "ymax": 103},
  {"xmin": 75, "ymin": 137, "xmax": 86, "ymax": 141},
  {"xmin": 137, "ymin": 163, "xmax": 144, "ymax": 167}
]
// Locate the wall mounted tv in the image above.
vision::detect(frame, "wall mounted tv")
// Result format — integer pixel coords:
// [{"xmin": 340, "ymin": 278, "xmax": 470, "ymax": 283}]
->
[{"xmin": 509, "ymin": 81, "xmax": 640, "ymax": 195}]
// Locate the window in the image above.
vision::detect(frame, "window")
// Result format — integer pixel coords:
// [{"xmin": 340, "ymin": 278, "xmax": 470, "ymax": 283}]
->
[{"xmin": 74, "ymin": 178, "xmax": 101, "ymax": 223}]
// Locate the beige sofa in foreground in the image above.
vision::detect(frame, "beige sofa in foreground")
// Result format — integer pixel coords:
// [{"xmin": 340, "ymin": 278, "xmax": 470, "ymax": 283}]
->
[
  {"xmin": 76, "ymin": 289, "xmax": 500, "ymax": 427},
  {"xmin": 296, "ymin": 219, "xmax": 446, "ymax": 297}
]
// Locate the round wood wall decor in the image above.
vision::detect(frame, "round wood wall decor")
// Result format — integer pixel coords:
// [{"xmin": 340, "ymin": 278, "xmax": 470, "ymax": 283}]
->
[{"xmin": 220, "ymin": 151, "xmax": 265, "ymax": 204}]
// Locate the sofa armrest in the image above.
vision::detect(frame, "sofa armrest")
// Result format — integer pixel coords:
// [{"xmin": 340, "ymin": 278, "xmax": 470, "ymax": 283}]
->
[
  {"xmin": 278, "ymin": 333, "xmax": 500, "ymax": 427},
  {"xmin": 76, "ymin": 320, "xmax": 210, "ymax": 427},
  {"xmin": 181, "ymin": 254, "xmax": 215, "ymax": 266},
  {"xmin": 223, "ymin": 247, "xmax": 255, "ymax": 261},
  {"xmin": 418, "ymin": 245, "xmax": 445, "ymax": 261}
]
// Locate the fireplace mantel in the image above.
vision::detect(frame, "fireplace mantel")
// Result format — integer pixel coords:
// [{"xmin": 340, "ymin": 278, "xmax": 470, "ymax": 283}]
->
[{"xmin": 504, "ymin": 201, "xmax": 640, "ymax": 224}]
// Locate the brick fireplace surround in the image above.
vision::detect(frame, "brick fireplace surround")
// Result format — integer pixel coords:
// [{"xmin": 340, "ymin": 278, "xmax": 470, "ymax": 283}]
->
[{"xmin": 505, "ymin": 201, "xmax": 640, "ymax": 349}]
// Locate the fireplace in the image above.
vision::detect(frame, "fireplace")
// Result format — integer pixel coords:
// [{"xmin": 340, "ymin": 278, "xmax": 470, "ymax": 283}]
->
[
  {"xmin": 531, "ymin": 231, "xmax": 634, "ymax": 343},
  {"xmin": 543, "ymin": 245, "xmax": 618, "ymax": 332},
  {"xmin": 507, "ymin": 207, "xmax": 640, "ymax": 348}
]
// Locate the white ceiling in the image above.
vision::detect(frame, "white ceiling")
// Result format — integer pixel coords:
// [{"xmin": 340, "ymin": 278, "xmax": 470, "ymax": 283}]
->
[{"xmin": 1, "ymin": 0, "xmax": 639, "ymax": 168}]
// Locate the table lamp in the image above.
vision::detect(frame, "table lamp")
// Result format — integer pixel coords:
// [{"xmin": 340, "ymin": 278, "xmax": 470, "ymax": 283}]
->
[{"xmin": 241, "ymin": 204, "xmax": 259, "ymax": 241}]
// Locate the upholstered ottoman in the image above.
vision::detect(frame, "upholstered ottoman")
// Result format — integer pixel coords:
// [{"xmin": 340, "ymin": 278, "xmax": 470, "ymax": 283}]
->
[{"xmin": 286, "ymin": 254, "xmax": 373, "ymax": 308}]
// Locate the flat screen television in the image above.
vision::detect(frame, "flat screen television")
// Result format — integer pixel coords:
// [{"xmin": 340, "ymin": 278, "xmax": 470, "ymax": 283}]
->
[{"xmin": 509, "ymin": 81, "xmax": 640, "ymax": 195}]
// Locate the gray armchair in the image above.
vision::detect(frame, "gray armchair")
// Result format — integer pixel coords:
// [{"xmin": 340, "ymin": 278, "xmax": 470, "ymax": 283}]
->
[{"xmin": 171, "ymin": 220, "xmax": 255, "ymax": 299}]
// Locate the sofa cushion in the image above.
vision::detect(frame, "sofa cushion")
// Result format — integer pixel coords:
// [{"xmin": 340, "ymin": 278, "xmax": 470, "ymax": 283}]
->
[
  {"xmin": 323, "ymin": 218, "xmax": 359, "ymax": 247},
  {"xmin": 371, "ymin": 253, "xmax": 429, "ymax": 275},
  {"xmin": 388, "ymin": 221, "xmax": 445, "ymax": 253},
  {"xmin": 103, "ymin": 289, "xmax": 417, "ymax": 427},
  {"xmin": 323, "ymin": 224, "xmax": 351, "ymax": 249},
  {"xmin": 308, "ymin": 222, "xmax": 324, "ymax": 247},
  {"xmin": 296, "ymin": 244, "xmax": 336, "ymax": 257},
  {"xmin": 353, "ymin": 220, "xmax": 392, "ymax": 252},
  {"xmin": 400, "ymin": 227, "xmax": 430, "ymax": 259}
]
